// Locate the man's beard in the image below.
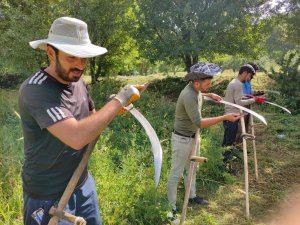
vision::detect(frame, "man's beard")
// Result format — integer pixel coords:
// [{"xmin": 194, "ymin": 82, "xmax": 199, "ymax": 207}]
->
[{"xmin": 55, "ymin": 57, "xmax": 84, "ymax": 83}]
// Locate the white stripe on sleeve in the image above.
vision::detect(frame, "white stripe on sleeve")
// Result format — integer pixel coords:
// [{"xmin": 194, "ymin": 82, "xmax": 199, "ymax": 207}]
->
[
  {"xmin": 32, "ymin": 73, "xmax": 45, "ymax": 84},
  {"xmin": 46, "ymin": 109, "xmax": 57, "ymax": 122},
  {"xmin": 29, "ymin": 71, "xmax": 41, "ymax": 84},
  {"xmin": 37, "ymin": 75, "xmax": 48, "ymax": 85},
  {"xmin": 55, "ymin": 107, "xmax": 66, "ymax": 119},
  {"xmin": 50, "ymin": 108, "xmax": 62, "ymax": 120}
]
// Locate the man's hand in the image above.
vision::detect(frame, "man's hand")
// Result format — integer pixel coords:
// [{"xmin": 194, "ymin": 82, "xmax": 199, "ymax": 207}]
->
[
  {"xmin": 244, "ymin": 94, "xmax": 254, "ymax": 99},
  {"xmin": 244, "ymin": 93, "xmax": 265, "ymax": 104},
  {"xmin": 206, "ymin": 93, "xmax": 222, "ymax": 101},
  {"xmin": 254, "ymin": 96, "xmax": 266, "ymax": 104},
  {"xmin": 224, "ymin": 113, "xmax": 241, "ymax": 122},
  {"xmin": 252, "ymin": 90, "xmax": 265, "ymax": 96},
  {"xmin": 114, "ymin": 85, "xmax": 141, "ymax": 107}
]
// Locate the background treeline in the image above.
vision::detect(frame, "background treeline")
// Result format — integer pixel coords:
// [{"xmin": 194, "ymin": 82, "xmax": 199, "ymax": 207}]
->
[{"xmin": 0, "ymin": 0, "xmax": 299, "ymax": 111}]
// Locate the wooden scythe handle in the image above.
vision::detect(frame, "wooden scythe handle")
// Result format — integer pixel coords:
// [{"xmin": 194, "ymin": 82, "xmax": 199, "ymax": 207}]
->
[
  {"xmin": 190, "ymin": 156, "xmax": 208, "ymax": 163},
  {"xmin": 48, "ymin": 137, "xmax": 99, "ymax": 225},
  {"xmin": 180, "ymin": 129, "xmax": 200, "ymax": 225},
  {"xmin": 49, "ymin": 206, "xmax": 86, "ymax": 225},
  {"xmin": 250, "ymin": 105, "xmax": 259, "ymax": 180},
  {"xmin": 240, "ymin": 109, "xmax": 250, "ymax": 218}
]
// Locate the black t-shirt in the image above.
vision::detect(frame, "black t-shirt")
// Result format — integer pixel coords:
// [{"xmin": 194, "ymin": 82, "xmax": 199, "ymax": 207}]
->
[{"xmin": 19, "ymin": 69, "xmax": 94, "ymax": 200}]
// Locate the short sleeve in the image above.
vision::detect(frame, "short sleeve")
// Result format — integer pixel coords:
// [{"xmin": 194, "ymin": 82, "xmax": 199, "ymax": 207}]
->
[
  {"xmin": 20, "ymin": 85, "xmax": 74, "ymax": 129},
  {"xmin": 182, "ymin": 93, "xmax": 202, "ymax": 126}
]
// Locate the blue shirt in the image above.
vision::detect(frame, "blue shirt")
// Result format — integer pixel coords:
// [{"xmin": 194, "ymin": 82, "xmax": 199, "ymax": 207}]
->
[{"xmin": 243, "ymin": 81, "xmax": 252, "ymax": 95}]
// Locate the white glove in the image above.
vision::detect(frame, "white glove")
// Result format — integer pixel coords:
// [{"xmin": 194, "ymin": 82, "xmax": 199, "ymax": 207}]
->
[{"xmin": 113, "ymin": 85, "xmax": 140, "ymax": 107}]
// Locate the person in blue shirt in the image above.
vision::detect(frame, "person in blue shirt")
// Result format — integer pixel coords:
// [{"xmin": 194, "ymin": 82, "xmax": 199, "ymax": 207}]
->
[
  {"xmin": 242, "ymin": 62, "xmax": 259, "ymax": 95},
  {"xmin": 243, "ymin": 79, "xmax": 252, "ymax": 95}
]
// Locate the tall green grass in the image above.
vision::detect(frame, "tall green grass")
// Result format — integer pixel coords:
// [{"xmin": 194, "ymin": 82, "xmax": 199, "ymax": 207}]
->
[
  {"xmin": 87, "ymin": 79, "xmax": 241, "ymax": 224},
  {"xmin": 1, "ymin": 74, "xmax": 299, "ymax": 224},
  {"xmin": 0, "ymin": 89, "xmax": 23, "ymax": 224},
  {"xmin": 89, "ymin": 80, "xmax": 176, "ymax": 224}
]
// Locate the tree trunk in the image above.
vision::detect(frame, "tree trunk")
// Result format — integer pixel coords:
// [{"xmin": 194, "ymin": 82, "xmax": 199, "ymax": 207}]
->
[
  {"xmin": 95, "ymin": 59, "xmax": 102, "ymax": 80},
  {"xmin": 90, "ymin": 58, "xmax": 96, "ymax": 84},
  {"xmin": 192, "ymin": 56, "xmax": 198, "ymax": 66},
  {"xmin": 183, "ymin": 54, "xmax": 192, "ymax": 72},
  {"xmin": 182, "ymin": 28, "xmax": 193, "ymax": 72},
  {"xmin": 183, "ymin": 54, "xmax": 199, "ymax": 72}
]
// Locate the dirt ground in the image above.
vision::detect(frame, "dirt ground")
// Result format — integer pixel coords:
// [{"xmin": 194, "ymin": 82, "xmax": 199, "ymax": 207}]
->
[{"xmin": 231, "ymin": 113, "xmax": 300, "ymax": 225}]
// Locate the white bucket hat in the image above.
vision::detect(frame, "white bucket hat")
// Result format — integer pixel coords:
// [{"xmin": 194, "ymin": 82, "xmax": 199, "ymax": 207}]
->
[{"xmin": 29, "ymin": 17, "xmax": 107, "ymax": 58}]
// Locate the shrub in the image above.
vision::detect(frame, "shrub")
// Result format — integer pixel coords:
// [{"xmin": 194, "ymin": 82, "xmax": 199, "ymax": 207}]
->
[
  {"xmin": 0, "ymin": 73, "xmax": 26, "ymax": 89},
  {"xmin": 267, "ymin": 50, "xmax": 300, "ymax": 114},
  {"xmin": 147, "ymin": 77, "xmax": 186, "ymax": 101},
  {"xmin": 89, "ymin": 77, "xmax": 124, "ymax": 108}
]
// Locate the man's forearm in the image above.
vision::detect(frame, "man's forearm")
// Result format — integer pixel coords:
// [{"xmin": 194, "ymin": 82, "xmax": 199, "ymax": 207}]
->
[
  {"xmin": 202, "ymin": 93, "xmax": 222, "ymax": 101},
  {"xmin": 200, "ymin": 115, "xmax": 226, "ymax": 128},
  {"xmin": 48, "ymin": 99, "xmax": 121, "ymax": 150}
]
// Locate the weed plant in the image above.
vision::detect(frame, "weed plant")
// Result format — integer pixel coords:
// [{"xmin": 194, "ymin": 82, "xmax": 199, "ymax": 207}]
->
[
  {"xmin": 0, "ymin": 89, "xmax": 23, "ymax": 224},
  {"xmin": 267, "ymin": 50, "xmax": 300, "ymax": 114}
]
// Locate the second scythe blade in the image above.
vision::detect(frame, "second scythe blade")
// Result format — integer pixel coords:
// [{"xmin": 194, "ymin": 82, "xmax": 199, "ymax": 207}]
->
[
  {"xmin": 264, "ymin": 101, "xmax": 291, "ymax": 114},
  {"xmin": 204, "ymin": 96, "xmax": 267, "ymax": 125}
]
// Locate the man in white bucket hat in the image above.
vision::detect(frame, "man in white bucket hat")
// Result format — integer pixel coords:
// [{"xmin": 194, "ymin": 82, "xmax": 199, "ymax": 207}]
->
[{"xmin": 19, "ymin": 17, "xmax": 141, "ymax": 225}]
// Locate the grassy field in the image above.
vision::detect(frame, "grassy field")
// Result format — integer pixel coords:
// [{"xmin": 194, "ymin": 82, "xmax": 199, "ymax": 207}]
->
[{"xmin": 0, "ymin": 70, "xmax": 299, "ymax": 224}]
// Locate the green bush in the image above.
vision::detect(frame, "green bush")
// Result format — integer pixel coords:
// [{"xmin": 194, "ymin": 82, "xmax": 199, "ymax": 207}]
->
[
  {"xmin": 89, "ymin": 77, "xmax": 124, "ymax": 108},
  {"xmin": 147, "ymin": 77, "xmax": 186, "ymax": 101},
  {"xmin": 0, "ymin": 73, "xmax": 26, "ymax": 89},
  {"xmin": 268, "ymin": 50, "xmax": 300, "ymax": 114}
]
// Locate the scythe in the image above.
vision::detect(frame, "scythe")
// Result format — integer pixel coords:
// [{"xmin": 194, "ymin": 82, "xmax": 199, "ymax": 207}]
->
[
  {"xmin": 124, "ymin": 83, "xmax": 162, "ymax": 188},
  {"xmin": 48, "ymin": 84, "xmax": 162, "ymax": 225},
  {"xmin": 125, "ymin": 104, "xmax": 163, "ymax": 188},
  {"xmin": 264, "ymin": 100, "xmax": 291, "ymax": 114},
  {"xmin": 203, "ymin": 96, "xmax": 268, "ymax": 125},
  {"xmin": 245, "ymin": 94, "xmax": 291, "ymax": 114}
]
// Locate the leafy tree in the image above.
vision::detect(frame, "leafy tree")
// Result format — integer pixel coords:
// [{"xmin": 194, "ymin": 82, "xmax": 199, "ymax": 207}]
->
[
  {"xmin": 0, "ymin": 0, "xmax": 72, "ymax": 76},
  {"xmin": 0, "ymin": 0, "xmax": 140, "ymax": 82},
  {"xmin": 285, "ymin": 11, "xmax": 300, "ymax": 46},
  {"xmin": 262, "ymin": 0, "xmax": 299, "ymax": 62},
  {"xmin": 268, "ymin": 50, "xmax": 300, "ymax": 113},
  {"xmin": 1, "ymin": 0, "xmax": 45, "ymax": 75},
  {"xmin": 62, "ymin": 0, "xmax": 140, "ymax": 83},
  {"xmin": 135, "ymin": 0, "xmax": 269, "ymax": 72}
]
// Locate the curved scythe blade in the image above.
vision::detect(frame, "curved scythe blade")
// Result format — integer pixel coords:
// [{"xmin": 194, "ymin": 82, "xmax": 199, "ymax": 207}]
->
[
  {"xmin": 204, "ymin": 96, "xmax": 267, "ymax": 125},
  {"xmin": 265, "ymin": 101, "xmax": 291, "ymax": 114},
  {"xmin": 125, "ymin": 105, "xmax": 162, "ymax": 188}
]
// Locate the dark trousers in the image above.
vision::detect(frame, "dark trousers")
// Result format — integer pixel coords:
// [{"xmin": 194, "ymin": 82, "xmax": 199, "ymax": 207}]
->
[
  {"xmin": 23, "ymin": 173, "xmax": 102, "ymax": 225},
  {"xmin": 222, "ymin": 120, "xmax": 240, "ymax": 147}
]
